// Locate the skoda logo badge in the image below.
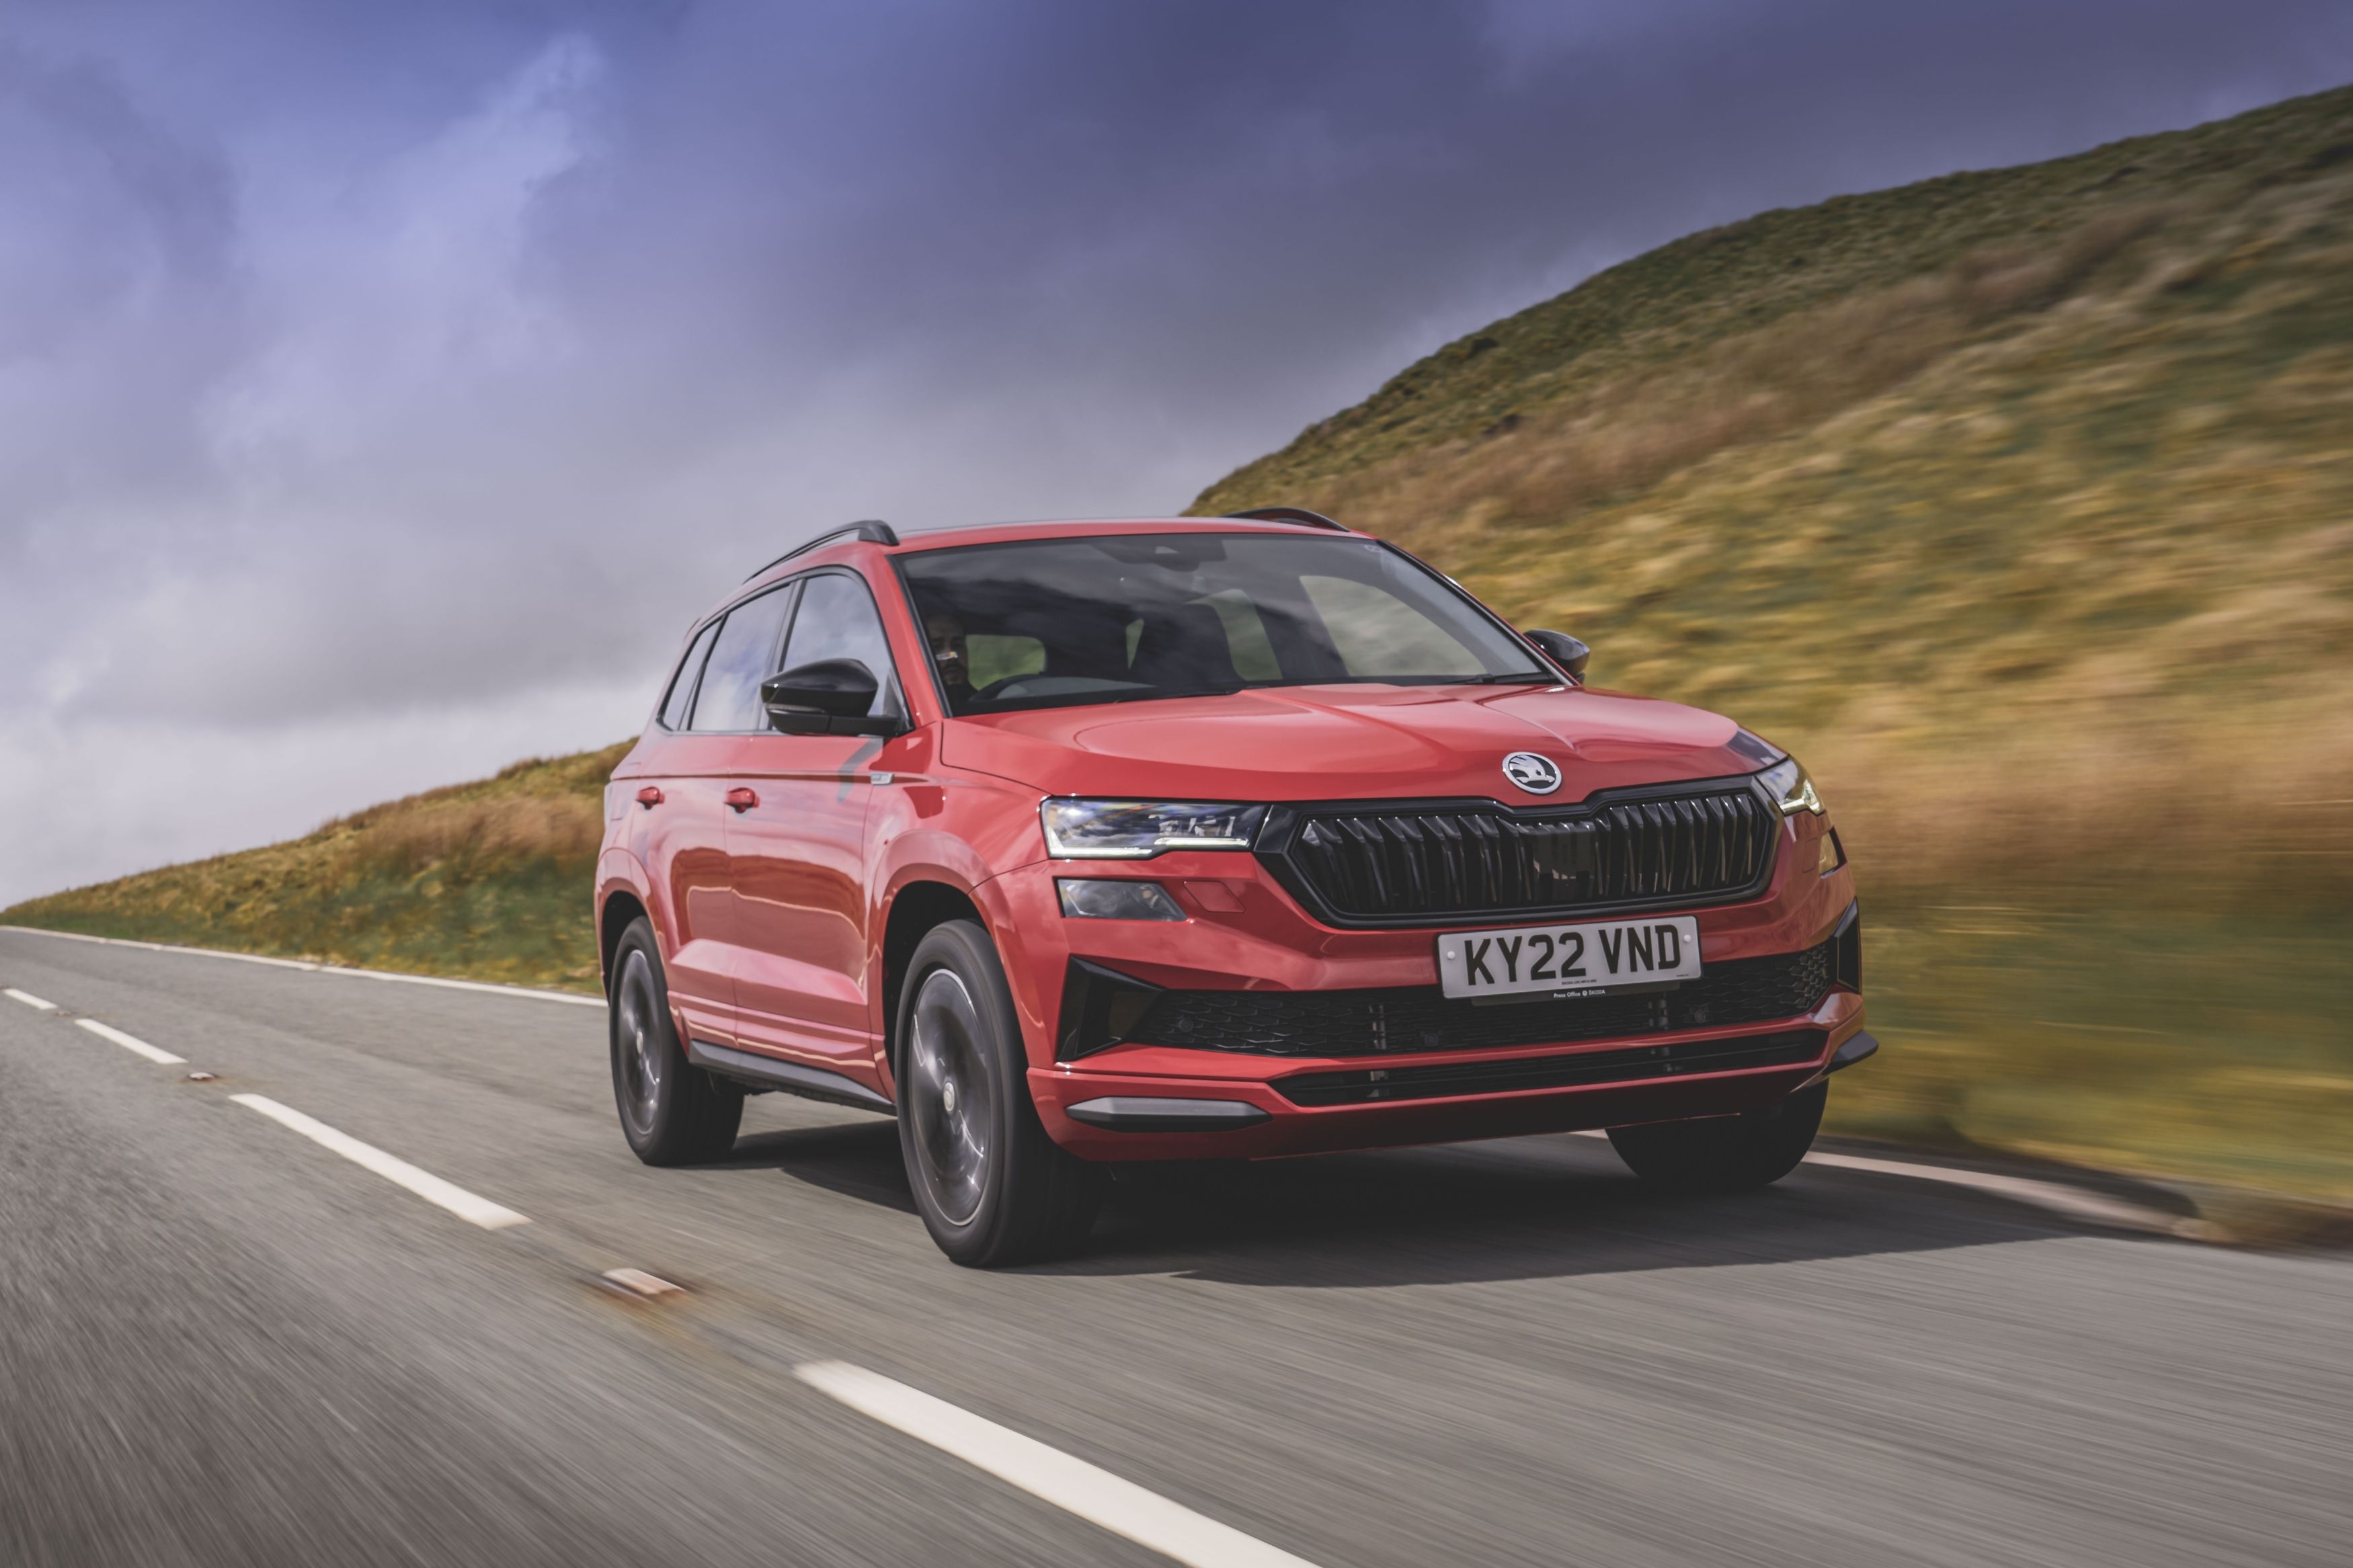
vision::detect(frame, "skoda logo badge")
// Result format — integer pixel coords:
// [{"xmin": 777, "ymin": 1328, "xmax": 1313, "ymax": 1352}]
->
[{"xmin": 1502, "ymin": 751, "xmax": 1562, "ymax": 795}]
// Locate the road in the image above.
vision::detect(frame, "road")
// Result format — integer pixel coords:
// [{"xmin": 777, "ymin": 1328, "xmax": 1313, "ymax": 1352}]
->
[{"xmin": 2, "ymin": 927, "xmax": 2346, "ymax": 1568}]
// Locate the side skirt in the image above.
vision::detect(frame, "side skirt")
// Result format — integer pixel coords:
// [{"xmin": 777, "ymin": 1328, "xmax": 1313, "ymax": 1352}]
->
[{"xmin": 687, "ymin": 1038, "xmax": 894, "ymax": 1114}]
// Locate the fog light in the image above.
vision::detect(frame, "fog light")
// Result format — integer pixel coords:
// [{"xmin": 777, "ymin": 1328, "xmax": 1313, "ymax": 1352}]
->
[
  {"xmin": 1817, "ymin": 827, "xmax": 1845, "ymax": 874},
  {"xmin": 1056, "ymin": 878, "xmax": 1184, "ymax": 921}
]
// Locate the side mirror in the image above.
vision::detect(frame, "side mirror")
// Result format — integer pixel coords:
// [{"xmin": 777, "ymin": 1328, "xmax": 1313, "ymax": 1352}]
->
[
  {"xmin": 1522, "ymin": 629, "xmax": 1590, "ymax": 682},
  {"xmin": 760, "ymin": 659, "xmax": 901, "ymax": 735}
]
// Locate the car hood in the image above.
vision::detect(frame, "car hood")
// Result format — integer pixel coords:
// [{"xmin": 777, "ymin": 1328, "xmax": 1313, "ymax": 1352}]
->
[{"xmin": 939, "ymin": 683, "xmax": 1763, "ymax": 805}]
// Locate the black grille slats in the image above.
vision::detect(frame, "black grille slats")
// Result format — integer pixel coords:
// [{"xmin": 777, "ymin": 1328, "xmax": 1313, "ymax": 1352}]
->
[
  {"xmin": 1126, "ymin": 940, "xmax": 1833, "ymax": 1059},
  {"xmin": 1268, "ymin": 784, "xmax": 1774, "ymax": 927}
]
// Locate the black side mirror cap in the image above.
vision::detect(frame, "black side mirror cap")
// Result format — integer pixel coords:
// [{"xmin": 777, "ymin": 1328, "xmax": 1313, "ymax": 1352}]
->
[
  {"xmin": 760, "ymin": 659, "xmax": 904, "ymax": 735},
  {"xmin": 1523, "ymin": 629, "xmax": 1590, "ymax": 682}
]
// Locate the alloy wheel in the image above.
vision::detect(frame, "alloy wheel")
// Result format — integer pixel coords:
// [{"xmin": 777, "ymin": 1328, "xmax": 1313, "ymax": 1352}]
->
[{"xmin": 907, "ymin": 967, "xmax": 996, "ymax": 1226}]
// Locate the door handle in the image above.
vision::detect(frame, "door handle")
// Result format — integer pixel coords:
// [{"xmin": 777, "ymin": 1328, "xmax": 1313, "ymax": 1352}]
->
[
  {"xmin": 635, "ymin": 786, "xmax": 664, "ymax": 809},
  {"xmin": 725, "ymin": 787, "xmax": 759, "ymax": 813}
]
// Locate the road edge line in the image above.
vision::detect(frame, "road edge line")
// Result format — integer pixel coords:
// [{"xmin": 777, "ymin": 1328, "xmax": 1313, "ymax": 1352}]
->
[{"xmin": 1, "ymin": 925, "xmax": 603, "ymax": 1009}]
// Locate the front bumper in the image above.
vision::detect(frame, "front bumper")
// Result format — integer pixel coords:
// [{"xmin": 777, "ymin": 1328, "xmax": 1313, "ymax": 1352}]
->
[
  {"xmin": 1031, "ymin": 988, "xmax": 1864, "ymax": 1159},
  {"xmin": 987, "ymin": 805, "xmax": 1862, "ymax": 1161}
]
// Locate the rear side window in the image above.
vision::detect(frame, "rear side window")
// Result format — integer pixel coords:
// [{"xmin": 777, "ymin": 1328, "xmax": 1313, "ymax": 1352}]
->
[
  {"xmin": 659, "ymin": 620, "xmax": 721, "ymax": 731},
  {"xmin": 688, "ymin": 585, "xmax": 795, "ymax": 731},
  {"xmin": 779, "ymin": 571, "xmax": 903, "ymax": 720}
]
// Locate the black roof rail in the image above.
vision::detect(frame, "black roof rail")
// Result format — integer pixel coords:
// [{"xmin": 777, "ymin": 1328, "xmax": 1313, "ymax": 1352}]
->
[
  {"xmin": 744, "ymin": 520, "xmax": 898, "ymax": 581},
  {"xmin": 1225, "ymin": 506, "xmax": 1349, "ymax": 532}
]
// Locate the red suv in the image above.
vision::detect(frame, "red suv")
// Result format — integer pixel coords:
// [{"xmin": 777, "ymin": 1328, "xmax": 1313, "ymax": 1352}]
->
[{"xmin": 598, "ymin": 511, "xmax": 1872, "ymax": 1265}]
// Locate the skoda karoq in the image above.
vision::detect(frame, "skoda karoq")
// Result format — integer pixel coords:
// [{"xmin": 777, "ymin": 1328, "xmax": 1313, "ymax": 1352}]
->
[{"xmin": 598, "ymin": 511, "xmax": 1873, "ymax": 1265}]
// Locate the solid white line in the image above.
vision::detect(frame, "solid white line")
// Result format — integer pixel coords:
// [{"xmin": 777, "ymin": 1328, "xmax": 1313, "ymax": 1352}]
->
[
  {"xmin": 795, "ymin": 1361, "xmax": 1322, "ymax": 1568},
  {"xmin": 1, "ymin": 925, "xmax": 604, "ymax": 1007},
  {"xmin": 4, "ymin": 987, "xmax": 58, "ymax": 1011},
  {"xmin": 229, "ymin": 1094, "xmax": 530, "ymax": 1230},
  {"xmin": 75, "ymin": 1018, "xmax": 186, "ymax": 1065},
  {"xmin": 312, "ymin": 963, "xmax": 606, "ymax": 1007},
  {"xmin": 1800, "ymin": 1150, "xmax": 2210, "ymax": 1239},
  {"xmin": 1570, "ymin": 1128, "xmax": 2205, "ymax": 1237}
]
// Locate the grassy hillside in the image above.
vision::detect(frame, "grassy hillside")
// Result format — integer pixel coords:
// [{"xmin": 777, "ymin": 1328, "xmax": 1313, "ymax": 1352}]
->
[
  {"xmin": 5, "ymin": 747, "xmax": 627, "ymax": 993},
  {"xmin": 1194, "ymin": 84, "xmax": 2353, "ymax": 1198},
  {"xmin": 11, "ymin": 87, "xmax": 2352, "ymax": 1197}
]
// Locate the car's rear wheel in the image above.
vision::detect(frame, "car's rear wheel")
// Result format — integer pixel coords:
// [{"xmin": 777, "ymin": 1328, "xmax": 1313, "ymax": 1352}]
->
[
  {"xmin": 896, "ymin": 919, "xmax": 1102, "ymax": 1266},
  {"xmin": 1607, "ymin": 1081, "xmax": 1827, "ymax": 1192},
  {"xmin": 610, "ymin": 918, "xmax": 742, "ymax": 1165}
]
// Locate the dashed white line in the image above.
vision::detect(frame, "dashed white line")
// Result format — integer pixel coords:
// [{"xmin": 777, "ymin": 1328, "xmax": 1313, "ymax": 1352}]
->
[
  {"xmin": 795, "ymin": 1361, "xmax": 1322, "ymax": 1568},
  {"xmin": 75, "ymin": 1018, "xmax": 186, "ymax": 1065},
  {"xmin": 230, "ymin": 1094, "xmax": 530, "ymax": 1230},
  {"xmin": 4, "ymin": 987, "xmax": 58, "ymax": 1011}
]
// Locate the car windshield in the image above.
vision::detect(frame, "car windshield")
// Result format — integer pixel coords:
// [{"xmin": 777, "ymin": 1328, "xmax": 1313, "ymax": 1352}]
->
[{"xmin": 898, "ymin": 531, "xmax": 1550, "ymax": 716}]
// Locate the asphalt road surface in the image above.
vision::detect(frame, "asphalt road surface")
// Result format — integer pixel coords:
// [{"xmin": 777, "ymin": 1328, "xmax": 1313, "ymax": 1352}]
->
[{"xmin": 3, "ymin": 927, "xmax": 2346, "ymax": 1568}]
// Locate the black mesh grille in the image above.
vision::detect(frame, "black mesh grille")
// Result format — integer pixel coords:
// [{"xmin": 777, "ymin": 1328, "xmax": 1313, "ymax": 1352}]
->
[
  {"xmin": 1275, "ymin": 1030, "xmax": 1825, "ymax": 1107},
  {"xmin": 1125, "ymin": 939, "xmax": 1832, "ymax": 1059},
  {"xmin": 1259, "ymin": 784, "xmax": 1778, "ymax": 927}
]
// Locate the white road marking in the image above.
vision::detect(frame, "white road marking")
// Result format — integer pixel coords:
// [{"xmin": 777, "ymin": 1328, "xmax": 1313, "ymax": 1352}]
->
[
  {"xmin": 4, "ymin": 987, "xmax": 58, "ymax": 1010},
  {"xmin": 1, "ymin": 925, "xmax": 604, "ymax": 1008},
  {"xmin": 230, "ymin": 1094, "xmax": 530, "ymax": 1230},
  {"xmin": 796, "ymin": 1361, "xmax": 1322, "ymax": 1568},
  {"xmin": 1800, "ymin": 1149, "xmax": 2214, "ymax": 1239},
  {"xmin": 75, "ymin": 1018, "xmax": 186, "ymax": 1065},
  {"xmin": 1569, "ymin": 1128, "xmax": 2205, "ymax": 1237}
]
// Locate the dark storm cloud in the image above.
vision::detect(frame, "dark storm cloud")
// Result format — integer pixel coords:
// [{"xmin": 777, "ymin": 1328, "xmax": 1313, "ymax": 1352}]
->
[{"xmin": 2, "ymin": 0, "xmax": 2350, "ymax": 897}]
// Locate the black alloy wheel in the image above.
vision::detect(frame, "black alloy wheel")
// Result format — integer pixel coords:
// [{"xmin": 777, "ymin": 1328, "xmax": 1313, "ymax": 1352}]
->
[
  {"xmin": 608, "ymin": 917, "xmax": 742, "ymax": 1165},
  {"xmin": 1607, "ymin": 1081, "xmax": 1827, "ymax": 1193},
  {"xmin": 895, "ymin": 919, "xmax": 1102, "ymax": 1266}
]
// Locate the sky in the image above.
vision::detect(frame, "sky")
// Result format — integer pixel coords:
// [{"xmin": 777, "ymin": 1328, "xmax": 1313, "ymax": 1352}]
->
[{"xmin": 3, "ymin": 0, "xmax": 2351, "ymax": 903}]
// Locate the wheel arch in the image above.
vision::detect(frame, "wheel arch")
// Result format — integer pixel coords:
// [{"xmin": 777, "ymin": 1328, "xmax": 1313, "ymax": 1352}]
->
[
  {"xmin": 598, "ymin": 887, "xmax": 651, "ymax": 997},
  {"xmin": 879, "ymin": 879, "xmax": 991, "ymax": 1078}
]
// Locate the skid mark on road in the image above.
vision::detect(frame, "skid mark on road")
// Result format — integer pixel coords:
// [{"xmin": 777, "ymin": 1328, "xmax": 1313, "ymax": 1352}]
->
[
  {"xmin": 797, "ymin": 1360, "xmax": 1324, "ymax": 1568},
  {"xmin": 231, "ymin": 1094, "xmax": 530, "ymax": 1231}
]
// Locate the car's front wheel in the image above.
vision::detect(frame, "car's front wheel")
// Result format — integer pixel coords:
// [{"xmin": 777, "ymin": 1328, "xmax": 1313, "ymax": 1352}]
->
[
  {"xmin": 895, "ymin": 919, "xmax": 1102, "ymax": 1266},
  {"xmin": 1607, "ymin": 1081, "xmax": 1827, "ymax": 1192},
  {"xmin": 610, "ymin": 917, "xmax": 743, "ymax": 1165}
]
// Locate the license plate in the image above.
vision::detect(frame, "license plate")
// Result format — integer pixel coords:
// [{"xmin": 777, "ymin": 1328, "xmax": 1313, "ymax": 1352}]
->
[{"xmin": 1436, "ymin": 914, "xmax": 1702, "ymax": 1001}]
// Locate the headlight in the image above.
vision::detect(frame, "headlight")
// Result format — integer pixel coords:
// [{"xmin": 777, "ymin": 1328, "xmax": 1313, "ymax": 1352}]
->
[
  {"xmin": 1040, "ymin": 800, "xmax": 1267, "ymax": 858},
  {"xmin": 1756, "ymin": 756, "xmax": 1824, "ymax": 817}
]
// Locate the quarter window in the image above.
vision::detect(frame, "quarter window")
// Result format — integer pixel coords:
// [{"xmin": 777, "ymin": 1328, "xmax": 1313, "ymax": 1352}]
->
[
  {"xmin": 659, "ymin": 620, "xmax": 721, "ymax": 731},
  {"xmin": 688, "ymin": 585, "xmax": 795, "ymax": 732}
]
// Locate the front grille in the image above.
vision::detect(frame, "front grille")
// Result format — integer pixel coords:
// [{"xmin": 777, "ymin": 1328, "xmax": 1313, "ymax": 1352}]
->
[
  {"xmin": 1125, "ymin": 938, "xmax": 1832, "ymax": 1059},
  {"xmin": 1276, "ymin": 1030, "xmax": 1825, "ymax": 1106},
  {"xmin": 1257, "ymin": 781, "xmax": 1779, "ymax": 928}
]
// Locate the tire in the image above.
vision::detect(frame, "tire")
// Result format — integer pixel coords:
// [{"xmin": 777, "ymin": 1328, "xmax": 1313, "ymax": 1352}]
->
[
  {"xmin": 895, "ymin": 919, "xmax": 1103, "ymax": 1266},
  {"xmin": 1607, "ymin": 1081, "xmax": 1827, "ymax": 1194},
  {"xmin": 610, "ymin": 917, "xmax": 743, "ymax": 1165}
]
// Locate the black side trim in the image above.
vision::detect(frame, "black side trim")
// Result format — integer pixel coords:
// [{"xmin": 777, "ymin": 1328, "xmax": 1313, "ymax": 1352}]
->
[
  {"xmin": 687, "ymin": 1040, "xmax": 893, "ymax": 1113},
  {"xmin": 1056, "ymin": 958, "xmax": 1164, "ymax": 1061},
  {"xmin": 1826, "ymin": 1031, "xmax": 1879, "ymax": 1074},
  {"xmin": 1833, "ymin": 900, "xmax": 1862, "ymax": 991}
]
